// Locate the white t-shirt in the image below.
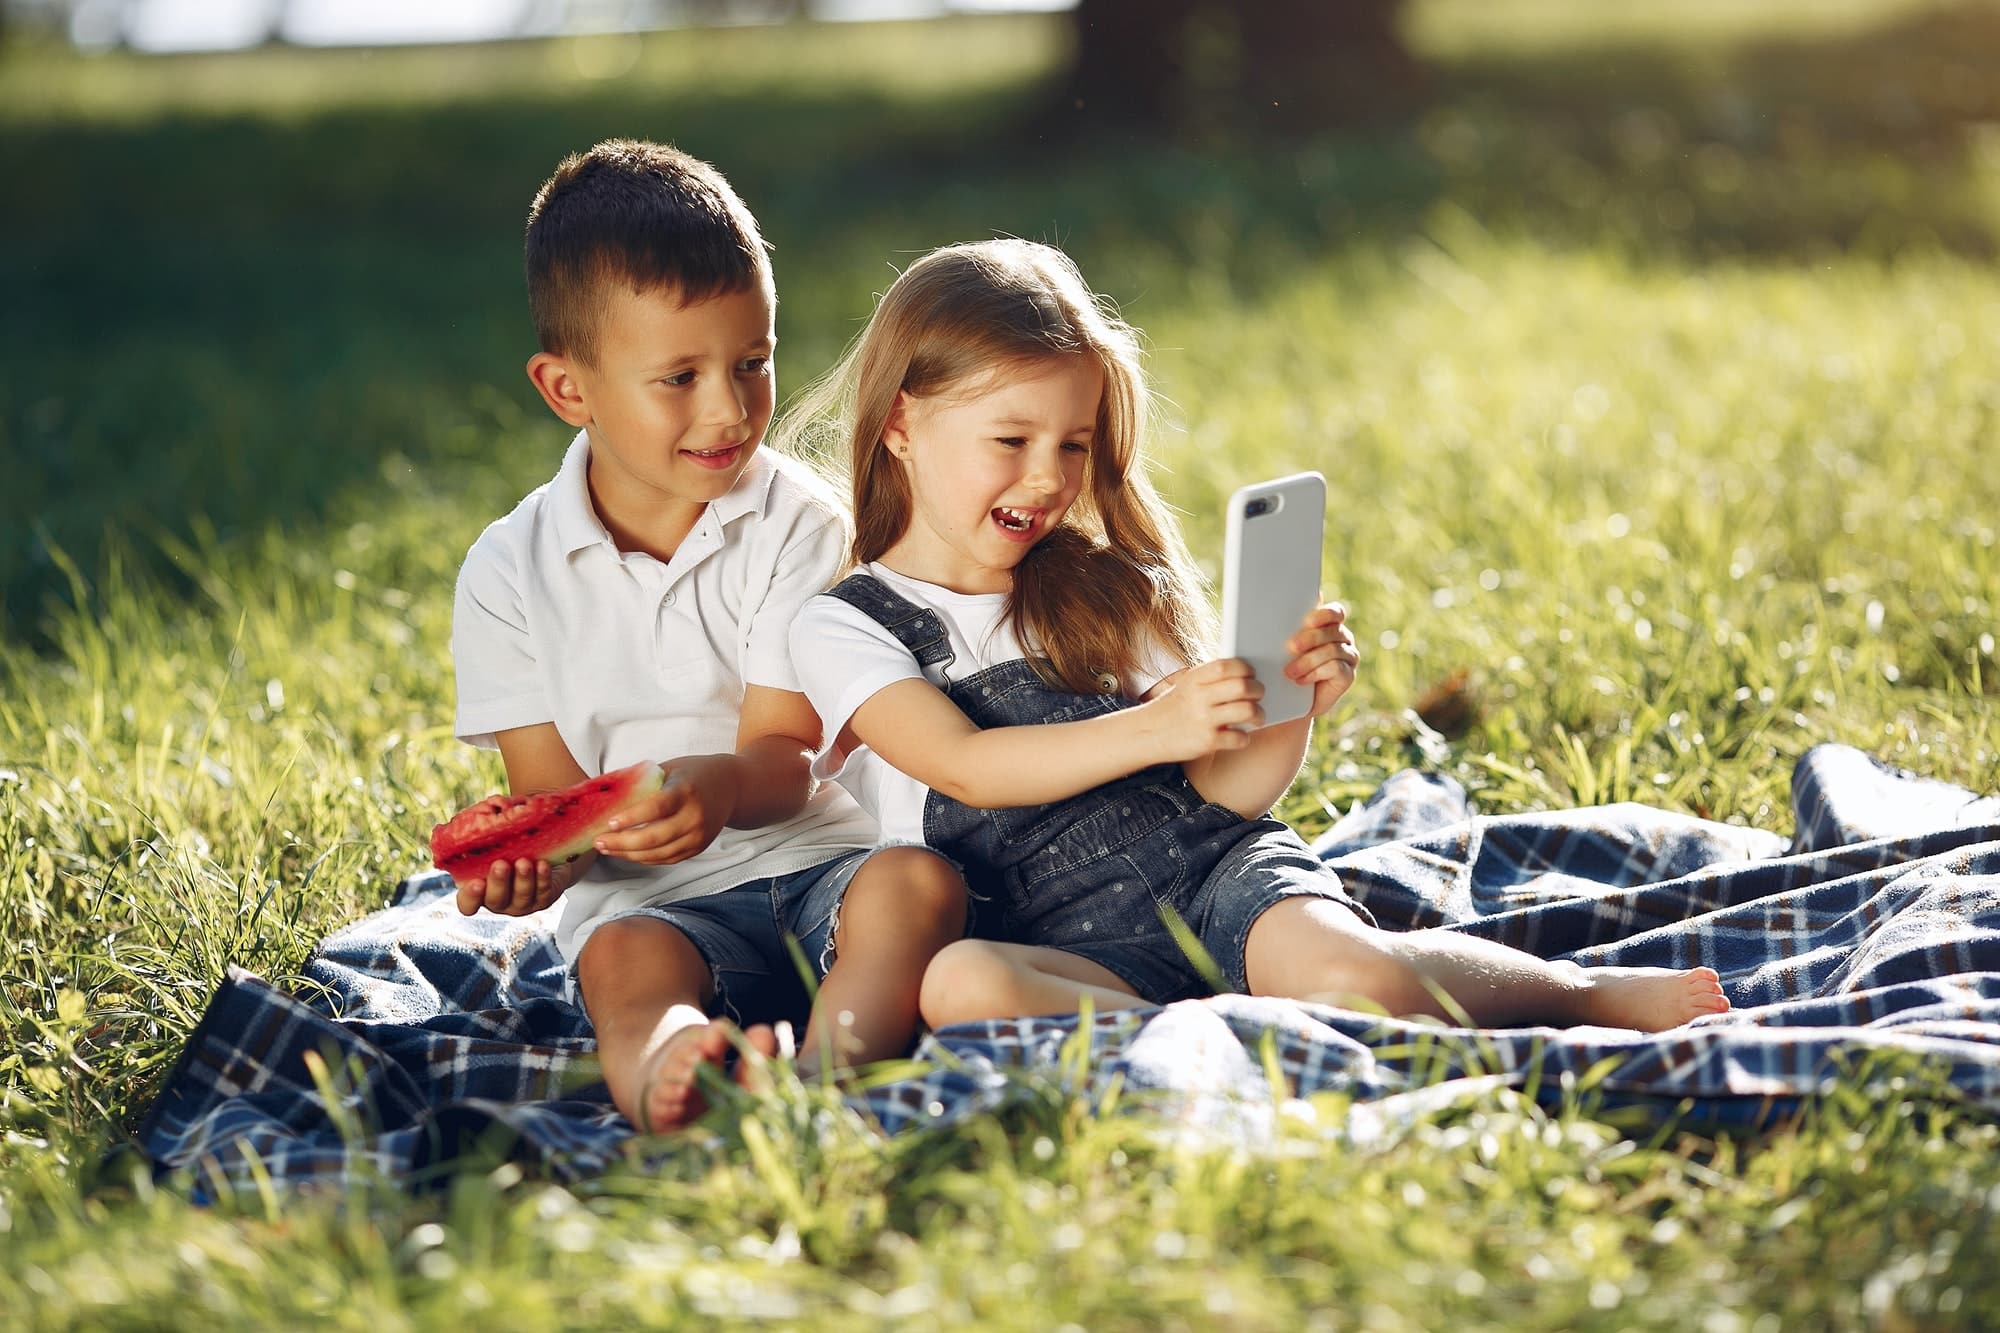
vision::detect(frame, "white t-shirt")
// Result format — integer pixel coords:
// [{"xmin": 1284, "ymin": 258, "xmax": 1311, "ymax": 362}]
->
[
  {"xmin": 452, "ymin": 431, "xmax": 880, "ymax": 959},
  {"xmin": 789, "ymin": 563, "xmax": 1179, "ymax": 845}
]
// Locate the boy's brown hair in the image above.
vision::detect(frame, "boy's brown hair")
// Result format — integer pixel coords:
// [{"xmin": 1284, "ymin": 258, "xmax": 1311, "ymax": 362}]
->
[{"xmin": 524, "ymin": 139, "xmax": 772, "ymax": 367}]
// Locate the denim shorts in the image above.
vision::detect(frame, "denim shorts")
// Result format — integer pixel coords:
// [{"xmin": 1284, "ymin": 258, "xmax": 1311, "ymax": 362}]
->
[
  {"xmin": 1059, "ymin": 821, "xmax": 1374, "ymax": 1004},
  {"xmin": 568, "ymin": 847, "xmax": 878, "ymax": 1029}
]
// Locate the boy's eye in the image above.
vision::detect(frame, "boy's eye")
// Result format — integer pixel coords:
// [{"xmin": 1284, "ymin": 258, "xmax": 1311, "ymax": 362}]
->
[
  {"xmin": 996, "ymin": 436, "xmax": 1027, "ymax": 448},
  {"xmin": 661, "ymin": 371, "xmax": 695, "ymax": 387}
]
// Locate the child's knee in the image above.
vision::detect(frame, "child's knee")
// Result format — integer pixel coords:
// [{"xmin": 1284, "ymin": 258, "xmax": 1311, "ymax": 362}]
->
[
  {"xmin": 919, "ymin": 939, "xmax": 1019, "ymax": 1029},
  {"xmin": 848, "ymin": 846, "xmax": 968, "ymax": 933},
  {"xmin": 578, "ymin": 914, "xmax": 692, "ymax": 975},
  {"xmin": 574, "ymin": 915, "xmax": 713, "ymax": 1018},
  {"xmin": 1247, "ymin": 905, "xmax": 1423, "ymax": 1010}
]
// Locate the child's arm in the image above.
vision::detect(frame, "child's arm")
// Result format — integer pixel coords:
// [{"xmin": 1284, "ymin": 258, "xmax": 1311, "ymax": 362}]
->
[
  {"xmin": 846, "ymin": 660, "xmax": 1264, "ymax": 810},
  {"xmin": 1180, "ymin": 603, "xmax": 1359, "ymax": 819},
  {"xmin": 588, "ymin": 684, "xmax": 821, "ymax": 865}
]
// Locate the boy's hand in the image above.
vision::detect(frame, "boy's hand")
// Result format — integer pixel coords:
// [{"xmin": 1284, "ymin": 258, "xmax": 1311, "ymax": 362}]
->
[
  {"xmin": 593, "ymin": 756, "xmax": 739, "ymax": 866},
  {"xmin": 1284, "ymin": 602, "xmax": 1361, "ymax": 719},
  {"xmin": 1141, "ymin": 657, "xmax": 1264, "ymax": 760},
  {"xmin": 457, "ymin": 850, "xmax": 593, "ymax": 918}
]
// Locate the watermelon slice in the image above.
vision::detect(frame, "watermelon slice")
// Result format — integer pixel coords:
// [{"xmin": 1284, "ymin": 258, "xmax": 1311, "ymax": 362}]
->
[{"xmin": 430, "ymin": 761, "xmax": 666, "ymax": 886}]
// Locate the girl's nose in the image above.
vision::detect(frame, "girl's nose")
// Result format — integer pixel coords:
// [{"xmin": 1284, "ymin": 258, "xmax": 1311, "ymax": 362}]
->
[{"xmin": 1022, "ymin": 451, "xmax": 1063, "ymax": 492}]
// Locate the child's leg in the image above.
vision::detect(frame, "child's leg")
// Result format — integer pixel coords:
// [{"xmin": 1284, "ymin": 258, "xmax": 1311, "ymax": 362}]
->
[
  {"xmin": 919, "ymin": 938, "xmax": 1152, "ymax": 1028},
  {"xmin": 574, "ymin": 916, "xmax": 777, "ymax": 1133},
  {"xmin": 792, "ymin": 846, "xmax": 968, "ymax": 1075},
  {"xmin": 1243, "ymin": 896, "xmax": 1728, "ymax": 1031}
]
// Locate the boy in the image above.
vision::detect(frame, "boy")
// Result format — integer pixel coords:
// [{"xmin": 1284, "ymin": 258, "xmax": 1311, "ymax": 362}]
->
[{"xmin": 451, "ymin": 140, "xmax": 966, "ymax": 1132}]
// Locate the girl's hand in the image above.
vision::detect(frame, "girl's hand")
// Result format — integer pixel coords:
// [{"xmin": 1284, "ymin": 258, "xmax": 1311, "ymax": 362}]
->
[
  {"xmin": 1143, "ymin": 657, "xmax": 1264, "ymax": 760},
  {"xmin": 457, "ymin": 850, "xmax": 593, "ymax": 918},
  {"xmin": 593, "ymin": 757, "xmax": 739, "ymax": 866},
  {"xmin": 1284, "ymin": 603, "xmax": 1361, "ymax": 719}
]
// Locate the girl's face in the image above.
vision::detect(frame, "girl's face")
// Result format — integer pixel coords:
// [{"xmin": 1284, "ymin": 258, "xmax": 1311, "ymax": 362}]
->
[{"xmin": 879, "ymin": 355, "xmax": 1104, "ymax": 595}]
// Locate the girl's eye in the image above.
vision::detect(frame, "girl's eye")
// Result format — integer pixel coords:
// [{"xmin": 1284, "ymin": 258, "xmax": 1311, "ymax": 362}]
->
[
  {"xmin": 996, "ymin": 436, "xmax": 1028, "ymax": 448},
  {"xmin": 738, "ymin": 356, "xmax": 771, "ymax": 376},
  {"xmin": 1062, "ymin": 441, "xmax": 1090, "ymax": 454}
]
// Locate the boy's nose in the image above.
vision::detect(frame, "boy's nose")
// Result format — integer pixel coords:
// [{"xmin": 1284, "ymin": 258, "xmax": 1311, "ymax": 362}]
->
[{"xmin": 700, "ymin": 381, "xmax": 749, "ymax": 427}]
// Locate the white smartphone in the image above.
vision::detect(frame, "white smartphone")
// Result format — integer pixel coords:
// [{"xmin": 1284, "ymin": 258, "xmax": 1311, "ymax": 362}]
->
[{"xmin": 1219, "ymin": 471, "xmax": 1327, "ymax": 728}]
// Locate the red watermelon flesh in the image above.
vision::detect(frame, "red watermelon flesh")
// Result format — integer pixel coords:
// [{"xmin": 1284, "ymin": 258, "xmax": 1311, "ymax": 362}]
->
[{"xmin": 430, "ymin": 761, "xmax": 666, "ymax": 886}]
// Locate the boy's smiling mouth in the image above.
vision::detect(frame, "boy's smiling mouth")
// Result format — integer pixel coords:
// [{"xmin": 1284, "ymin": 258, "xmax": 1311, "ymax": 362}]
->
[{"xmin": 684, "ymin": 442, "xmax": 746, "ymax": 470}]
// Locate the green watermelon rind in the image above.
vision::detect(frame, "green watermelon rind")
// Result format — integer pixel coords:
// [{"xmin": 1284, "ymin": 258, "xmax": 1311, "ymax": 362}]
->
[{"xmin": 430, "ymin": 761, "xmax": 666, "ymax": 885}]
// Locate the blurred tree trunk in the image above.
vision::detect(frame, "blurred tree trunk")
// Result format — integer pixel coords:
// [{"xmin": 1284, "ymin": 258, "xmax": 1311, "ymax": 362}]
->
[{"xmin": 1059, "ymin": 0, "xmax": 1424, "ymax": 137}]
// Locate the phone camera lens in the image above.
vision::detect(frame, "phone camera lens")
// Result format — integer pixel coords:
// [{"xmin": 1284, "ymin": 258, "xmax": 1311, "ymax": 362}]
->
[{"xmin": 1244, "ymin": 498, "xmax": 1273, "ymax": 517}]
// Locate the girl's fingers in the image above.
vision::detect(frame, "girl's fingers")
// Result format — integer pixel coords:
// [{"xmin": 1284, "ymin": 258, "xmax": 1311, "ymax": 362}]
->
[
  {"xmin": 1289, "ymin": 642, "xmax": 1360, "ymax": 680},
  {"xmin": 1195, "ymin": 657, "xmax": 1256, "ymax": 684},
  {"xmin": 1288, "ymin": 622, "xmax": 1357, "ymax": 654},
  {"xmin": 1295, "ymin": 603, "xmax": 1347, "ymax": 633}
]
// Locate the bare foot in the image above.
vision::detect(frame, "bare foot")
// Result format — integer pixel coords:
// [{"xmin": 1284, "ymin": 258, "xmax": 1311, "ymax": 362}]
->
[
  {"xmin": 1572, "ymin": 965, "xmax": 1729, "ymax": 1031},
  {"xmin": 633, "ymin": 1019, "xmax": 781, "ymax": 1133}
]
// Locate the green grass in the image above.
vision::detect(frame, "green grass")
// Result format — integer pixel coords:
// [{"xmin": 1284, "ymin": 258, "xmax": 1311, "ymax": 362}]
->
[{"xmin": 5, "ymin": 1, "xmax": 2000, "ymax": 1327}]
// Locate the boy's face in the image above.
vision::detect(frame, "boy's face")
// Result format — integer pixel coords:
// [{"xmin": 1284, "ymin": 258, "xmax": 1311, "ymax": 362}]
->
[{"xmin": 536, "ymin": 281, "xmax": 777, "ymax": 532}]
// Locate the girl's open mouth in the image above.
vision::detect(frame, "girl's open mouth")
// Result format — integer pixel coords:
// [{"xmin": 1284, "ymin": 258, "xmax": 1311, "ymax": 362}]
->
[{"xmin": 992, "ymin": 506, "xmax": 1038, "ymax": 538}]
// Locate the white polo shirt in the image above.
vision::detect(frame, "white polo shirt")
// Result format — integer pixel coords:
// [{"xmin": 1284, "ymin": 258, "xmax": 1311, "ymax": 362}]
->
[{"xmin": 452, "ymin": 430, "xmax": 880, "ymax": 960}]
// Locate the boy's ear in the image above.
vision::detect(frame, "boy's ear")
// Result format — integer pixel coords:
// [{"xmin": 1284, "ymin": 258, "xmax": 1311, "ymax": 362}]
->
[{"xmin": 526, "ymin": 352, "xmax": 593, "ymax": 428}]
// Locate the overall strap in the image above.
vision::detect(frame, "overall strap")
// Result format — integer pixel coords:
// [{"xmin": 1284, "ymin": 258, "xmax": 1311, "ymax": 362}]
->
[{"xmin": 823, "ymin": 573, "xmax": 957, "ymax": 673}]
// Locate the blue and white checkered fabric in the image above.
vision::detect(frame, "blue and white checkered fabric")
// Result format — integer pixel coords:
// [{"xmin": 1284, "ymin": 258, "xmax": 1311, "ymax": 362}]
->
[{"xmin": 137, "ymin": 744, "xmax": 2000, "ymax": 1193}]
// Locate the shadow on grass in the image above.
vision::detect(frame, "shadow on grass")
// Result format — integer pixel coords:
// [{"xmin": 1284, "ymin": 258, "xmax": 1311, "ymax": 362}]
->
[{"xmin": 6, "ymin": 1, "xmax": 2000, "ymax": 640}]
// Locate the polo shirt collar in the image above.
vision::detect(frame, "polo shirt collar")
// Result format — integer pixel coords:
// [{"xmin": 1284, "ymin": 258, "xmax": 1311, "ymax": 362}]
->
[{"xmin": 551, "ymin": 429, "xmax": 780, "ymax": 558}]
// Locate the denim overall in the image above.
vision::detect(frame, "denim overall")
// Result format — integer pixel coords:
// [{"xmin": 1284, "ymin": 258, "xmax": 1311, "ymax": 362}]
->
[{"xmin": 825, "ymin": 573, "xmax": 1372, "ymax": 1003}]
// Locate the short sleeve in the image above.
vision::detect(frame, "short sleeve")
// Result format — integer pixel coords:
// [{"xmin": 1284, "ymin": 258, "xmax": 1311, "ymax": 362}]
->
[
  {"xmin": 789, "ymin": 595, "xmax": 927, "ymax": 777},
  {"xmin": 451, "ymin": 531, "xmax": 551, "ymax": 749},
  {"xmin": 737, "ymin": 498, "xmax": 851, "ymax": 693},
  {"xmin": 1130, "ymin": 634, "xmax": 1191, "ymax": 699}
]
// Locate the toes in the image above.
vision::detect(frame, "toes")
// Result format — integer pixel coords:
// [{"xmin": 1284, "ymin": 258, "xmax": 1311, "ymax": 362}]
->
[
  {"xmin": 733, "ymin": 1023, "xmax": 780, "ymax": 1092},
  {"xmin": 694, "ymin": 1021, "xmax": 738, "ymax": 1063},
  {"xmin": 636, "ymin": 1023, "xmax": 728, "ymax": 1134}
]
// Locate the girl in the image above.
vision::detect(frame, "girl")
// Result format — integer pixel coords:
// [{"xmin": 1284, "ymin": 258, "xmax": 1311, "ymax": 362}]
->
[{"xmin": 786, "ymin": 239, "xmax": 1728, "ymax": 1032}]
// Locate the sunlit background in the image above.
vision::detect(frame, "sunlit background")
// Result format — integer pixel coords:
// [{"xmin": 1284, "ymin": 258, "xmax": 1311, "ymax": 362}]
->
[{"xmin": 11, "ymin": 0, "xmax": 1072, "ymax": 52}]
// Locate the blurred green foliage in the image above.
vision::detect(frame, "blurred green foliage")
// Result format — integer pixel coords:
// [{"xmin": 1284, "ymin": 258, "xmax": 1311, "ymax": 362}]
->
[{"xmin": 7, "ymin": 3, "xmax": 2000, "ymax": 638}]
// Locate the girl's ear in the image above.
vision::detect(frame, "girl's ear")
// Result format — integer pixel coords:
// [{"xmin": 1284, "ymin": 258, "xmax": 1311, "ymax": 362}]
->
[
  {"xmin": 526, "ymin": 352, "xmax": 593, "ymax": 428},
  {"xmin": 882, "ymin": 390, "xmax": 915, "ymax": 459}
]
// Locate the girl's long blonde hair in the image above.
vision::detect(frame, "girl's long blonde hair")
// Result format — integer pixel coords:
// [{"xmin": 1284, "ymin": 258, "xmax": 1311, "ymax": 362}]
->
[{"xmin": 781, "ymin": 239, "xmax": 1213, "ymax": 693}]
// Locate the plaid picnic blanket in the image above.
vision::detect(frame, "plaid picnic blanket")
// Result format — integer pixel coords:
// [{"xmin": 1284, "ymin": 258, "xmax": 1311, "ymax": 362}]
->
[{"xmin": 138, "ymin": 744, "xmax": 2000, "ymax": 1192}]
